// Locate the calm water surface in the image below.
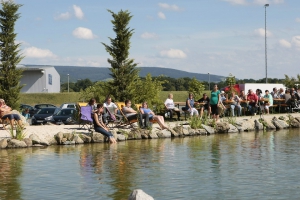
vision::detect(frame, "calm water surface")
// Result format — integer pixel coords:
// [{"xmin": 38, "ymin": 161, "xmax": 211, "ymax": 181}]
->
[{"xmin": 1, "ymin": 129, "xmax": 300, "ymax": 200}]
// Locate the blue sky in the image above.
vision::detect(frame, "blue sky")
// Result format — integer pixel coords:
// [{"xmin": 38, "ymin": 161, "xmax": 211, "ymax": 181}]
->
[{"xmin": 14, "ymin": 0, "xmax": 300, "ymax": 79}]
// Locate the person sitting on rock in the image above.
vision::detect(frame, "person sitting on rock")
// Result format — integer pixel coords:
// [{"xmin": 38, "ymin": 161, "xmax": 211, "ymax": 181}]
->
[
  {"xmin": 140, "ymin": 101, "xmax": 168, "ymax": 130},
  {"xmin": 93, "ymin": 103, "xmax": 117, "ymax": 144}
]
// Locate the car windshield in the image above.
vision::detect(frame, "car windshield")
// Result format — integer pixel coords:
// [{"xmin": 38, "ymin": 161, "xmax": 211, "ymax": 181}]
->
[
  {"xmin": 37, "ymin": 108, "xmax": 57, "ymax": 114},
  {"xmin": 55, "ymin": 109, "xmax": 74, "ymax": 116}
]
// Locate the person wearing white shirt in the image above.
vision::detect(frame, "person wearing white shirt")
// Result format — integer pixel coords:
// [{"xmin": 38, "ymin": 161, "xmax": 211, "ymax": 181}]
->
[{"xmin": 164, "ymin": 93, "xmax": 180, "ymax": 120}]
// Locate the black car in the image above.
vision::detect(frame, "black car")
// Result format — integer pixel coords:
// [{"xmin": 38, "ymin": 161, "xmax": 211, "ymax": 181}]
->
[
  {"xmin": 31, "ymin": 107, "xmax": 60, "ymax": 125},
  {"xmin": 52, "ymin": 108, "xmax": 77, "ymax": 125},
  {"xmin": 20, "ymin": 104, "xmax": 35, "ymax": 117}
]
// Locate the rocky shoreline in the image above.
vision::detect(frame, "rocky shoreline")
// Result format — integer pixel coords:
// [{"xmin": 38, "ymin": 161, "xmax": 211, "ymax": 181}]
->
[{"xmin": 0, "ymin": 113, "xmax": 300, "ymax": 149}]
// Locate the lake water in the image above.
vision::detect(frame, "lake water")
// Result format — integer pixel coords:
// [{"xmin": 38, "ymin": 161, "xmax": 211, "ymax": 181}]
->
[{"xmin": 1, "ymin": 129, "xmax": 300, "ymax": 200}]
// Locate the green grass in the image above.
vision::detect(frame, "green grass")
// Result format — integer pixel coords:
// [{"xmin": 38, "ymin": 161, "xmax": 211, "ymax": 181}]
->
[{"xmin": 20, "ymin": 90, "xmax": 212, "ymax": 106}]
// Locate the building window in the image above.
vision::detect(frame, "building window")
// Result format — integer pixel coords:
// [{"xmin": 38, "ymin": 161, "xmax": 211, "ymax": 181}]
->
[{"xmin": 48, "ymin": 74, "xmax": 52, "ymax": 85}]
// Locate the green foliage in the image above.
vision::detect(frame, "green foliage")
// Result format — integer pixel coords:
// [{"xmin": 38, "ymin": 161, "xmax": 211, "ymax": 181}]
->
[
  {"xmin": 283, "ymin": 74, "xmax": 300, "ymax": 89},
  {"xmin": 258, "ymin": 118, "xmax": 268, "ymax": 130},
  {"xmin": 130, "ymin": 74, "xmax": 165, "ymax": 111},
  {"xmin": 278, "ymin": 116, "xmax": 285, "ymax": 120},
  {"xmin": 286, "ymin": 114, "xmax": 294, "ymax": 127},
  {"xmin": 7, "ymin": 123, "xmax": 25, "ymax": 140},
  {"xmin": 61, "ymin": 78, "xmax": 93, "ymax": 92},
  {"xmin": 0, "ymin": 1, "xmax": 23, "ymax": 110},
  {"xmin": 102, "ymin": 9, "xmax": 139, "ymax": 101},
  {"xmin": 188, "ymin": 78, "xmax": 205, "ymax": 100},
  {"xmin": 79, "ymin": 81, "xmax": 110, "ymax": 103},
  {"xmin": 225, "ymin": 74, "xmax": 237, "ymax": 96},
  {"xmin": 224, "ymin": 116, "xmax": 237, "ymax": 126},
  {"xmin": 188, "ymin": 116, "xmax": 202, "ymax": 129}
]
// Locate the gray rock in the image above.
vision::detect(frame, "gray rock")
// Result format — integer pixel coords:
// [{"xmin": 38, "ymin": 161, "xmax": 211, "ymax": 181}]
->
[
  {"xmin": 195, "ymin": 129, "xmax": 207, "ymax": 135},
  {"xmin": 254, "ymin": 120, "xmax": 263, "ymax": 130},
  {"xmin": 272, "ymin": 119, "xmax": 284, "ymax": 129},
  {"xmin": 182, "ymin": 127, "xmax": 190, "ymax": 136},
  {"xmin": 73, "ymin": 134, "xmax": 84, "ymax": 144},
  {"xmin": 7, "ymin": 139, "xmax": 27, "ymax": 148},
  {"xmin": 47, "ymin": 137, "xmax": 58, "ymax": 145},
  {"xmin": 148, "ymin": 132, "xmax": 158, "ymax": 139},
  {"xmin": 295, "ymin": 117, "xmax": 300, "ymax": 123},
  {"xmin": 156, "ymin": 129, "xmax": 171, "ymax": 138},
  {"xmin": 172, "ymin": 126, "xmax": 184, "ymax": 136},
  {"xmin": 37, "ymin": 135, "xmax": 50, "ymax": 146},
  {"xmin": 202, "ymin": 125, "xmax": 215, "ymax": 134},
  {"xmin": 23, "ymin": 138, "xmax": 32, "ymax": 147},
  {"xmin": 63, "ymin": 133, "xmax": 74, "ymax": 141},
  {"xmin": 80, "ymin": 134, "xmax": 92, "ymax": 143},
  {"xmin": 0, "ymin": 139, "xmax": 8, "ymax": 149},
  {"xmin": 291, "ymin": 119, "xmax": 300, "ymax": 128},
  {"xmin": 128, "ymin": 189, "xmax": 154, "ymax": 200},
  {"xmin": 91, "ymin": 132, "xmax": 105, "ymax": 143},
  {"xmin": 169, "ymin": 129, "xmax": 179, "ymax": 137},
  {"xmin": 29, "ymin": 134, "xmax": 41, "ymax": 144},
  {"xmin": 131, "ymin": 130, "xmax": 142, "ymax": 140},
  {"xmin": 117, "ymin": 134, "xmax": 126, "ymax": 141},
  {"xmin": 189, "ymin": 129, "xmax": 196, "ymax": 136},
  {"xmin": 264, "ymin": 118, "xmax": 276, "ymax": 130},
  {"xmin": 61, "ymin": 138, "xmax": 67, "ymax": 143},
  {"xmin": 215, "ymin": 122, "xmax": 230, "ymax": 133},
  {"xmin": 32, "ymin": 144, "xmax": 44, "ymax": 147},
  {"xmin": 277, "ymin": 119, "xmax": 289, "ymax": 128},
  {"xmin": 236, "ymin": 120, "xmax": 255, "ymax": 132},
  {"xmin": 55, "ymin": 132, "xmax": 64, "ymax": 144},
  {"xmin": 228, "ymin": 124, "xmax": 239, "ymax": 133}
]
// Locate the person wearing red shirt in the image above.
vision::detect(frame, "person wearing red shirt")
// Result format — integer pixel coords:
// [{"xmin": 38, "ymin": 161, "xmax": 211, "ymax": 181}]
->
[{"xmin": 247, "ymin": 89, "xmax": 258, "ymax": 116}]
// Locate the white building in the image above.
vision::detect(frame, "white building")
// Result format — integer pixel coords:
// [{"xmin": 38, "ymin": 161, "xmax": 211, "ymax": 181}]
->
[{"xmin": 20, "ymin": 66, "xmax": 60, "ymax": 93}]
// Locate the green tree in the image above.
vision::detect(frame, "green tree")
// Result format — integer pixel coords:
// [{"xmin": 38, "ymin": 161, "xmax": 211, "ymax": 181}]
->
[
  {"xmin": 188, "ymin": 78, "xmax": 205, "ymax": 100},
  {"xmin": 0, "ymin": 1, "xmax": 23, "ymax": 109},
  {"xmin": 102, "ymin": 10, "xmax": 139, "ymax": 102}
]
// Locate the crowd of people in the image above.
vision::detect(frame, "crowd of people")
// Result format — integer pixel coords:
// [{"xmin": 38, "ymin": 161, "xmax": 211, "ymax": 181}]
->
[{"xmin": 183, "ymin": 85, "xmax": 300, "ymax": 121}]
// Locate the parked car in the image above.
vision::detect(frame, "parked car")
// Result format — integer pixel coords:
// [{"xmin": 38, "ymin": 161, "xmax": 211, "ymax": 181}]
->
[
  {"xmin": 59, "ymin": 103, "xmax": 76, "ymax": 109},
  {"xmin": 20, "ymin": 104, "xmax": 35, "ymax": 117},
  {"xmin": 52, "ymin": 108, "xmax": 77, "ymax": 125},
  {"xmin": 34, "ymin": 103, "xmax": 57, "ymax": 110},
  {"xmin": 31, "ymin": 107, "xmax": 60, "ymax": 125}
]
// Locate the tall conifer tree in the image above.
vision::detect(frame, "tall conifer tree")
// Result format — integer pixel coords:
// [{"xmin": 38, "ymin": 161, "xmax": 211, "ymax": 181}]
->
[
  {"xmin": 0, "ymin": 0, "xmax": 23, "ymax": 109},
  {"xmin": 102, "ymin": 10, "xmax": 139, "ymax": 101}
]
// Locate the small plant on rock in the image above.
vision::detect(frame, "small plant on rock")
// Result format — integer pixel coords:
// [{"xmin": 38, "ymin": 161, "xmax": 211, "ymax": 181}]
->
[
  {"xmin": 286, "ymin": 114, "xmax": 294, "ymax": 127},
  {"xmin": 258, "ymin": 118, "xmax": 268, "ymax": 130},
  {"xmin": 278, "ymin": 116, "xmax": 285, "ymax": 120},
  {"xmin": 7, "ymin": 124, "xmax": 26, "ymax": 140},
  {"xmin": 188, "ymin": 116, "xmax": 202, "ymax": 129}
]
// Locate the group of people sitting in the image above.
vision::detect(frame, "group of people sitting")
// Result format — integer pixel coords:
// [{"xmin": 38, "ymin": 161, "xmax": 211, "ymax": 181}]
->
[
  {"xmin": 184, "ymin": 85, "xmax": 300, "ymax": 121},
  {"xmin": 86, "ymin": 95, "xmax": 172, "ymax": 144}
]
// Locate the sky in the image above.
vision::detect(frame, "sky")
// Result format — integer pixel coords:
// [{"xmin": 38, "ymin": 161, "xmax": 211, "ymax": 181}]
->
[{"xmin": 12, "ymin": 0, "xmax": 300, "ymax": 79}]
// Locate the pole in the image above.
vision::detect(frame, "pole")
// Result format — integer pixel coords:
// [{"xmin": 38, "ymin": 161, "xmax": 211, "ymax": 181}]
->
[
  {"xmin": 208, "ymin": 73, "xmax": 210, "ymax": 90},
  {"xmin": 67, "ymin": 74, "xmax": 69, "ymax": 93},
  {"xmin": 265, "ymin": 4, "xmax": 269, "ymax": 84}
]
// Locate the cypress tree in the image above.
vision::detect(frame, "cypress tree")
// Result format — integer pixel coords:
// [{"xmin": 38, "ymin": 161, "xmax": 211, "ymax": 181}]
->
[
  {"xmin": 0, "ymin": 0, "xmax": 23, "ymax": 109},
  {"xmin": 102, "ymin": 10, "xmax": 139, "ymax": 102}
]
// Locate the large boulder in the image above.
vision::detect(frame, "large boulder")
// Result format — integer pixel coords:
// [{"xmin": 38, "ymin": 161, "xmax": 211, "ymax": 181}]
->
[
  {"xmin": 91, "ymin": 132, "xmax": 105, "ymax": 143},
  {"xmin": 0, "ymin": 139, "xmax": 8, "ymax": 149},
  {"xmin": 7, "ymin": 139, "xmax": 27, "ymax": 148},
  {"xmin": 272, "ymin": 118, "xmax": 284, "ymax": 129},
  {"xmin": 55, "ymin": 132, "xmax": 64, "ymax": 144},
  {"xmin": 73, "ymin": 134, "xmax": 84, "ymax": 144},
  {"xmin": 264, "ymin": 118, "xmax": 276, "ymax": 130},
  {"xmin": 254, "ymin": 120, "xmax": 264, "ymax": 130},
  {"xmin": 277, "ymin": 119, "xmax": 289, "ymax": 128},
  {"xmin": 228, "ymin": 124, "xmax": 239, "ymax": 133},
  {"xmin": 202, "ymin": 125, "xmax": 215, "ymax": 134},
  {"xmin": 172, "ymin": 126, "xmax": 184, "ymax": 137},
  {"xmin": 291, "ymin": 119, "xmax": 300, "ymax": 128},
  {"xmin": 235, "ymin": 120, "xmax": 254, "ymax": 132},
  {"xmin": 148, "ymin": 132, "xmax": 158, "ymax": 139},
  {"xmin": 195, "ymin": 129, "xmax": 207, "ymax": 135},
  {"xmin": 63, "ymin": 133, "xmax": 74, "ymax": 141},
  {"xmin": 215, "ymin": 122, "xmax": 230, "ymax": 133},
  {"xmin": 117, "ymin": 134, "xmax": 126, "ymax": 141},
  {"xmin": 80, "ymin": 134, "xmax": 92, "ymax": 143},
  {"xmin": 156, "ymin": 129, "xmax": 171, "ymax": 138},
  {"xmin": 29, "ymin": 134, "xmax": 49, "ymax": 146},
  {"xmin": 128, "ymin": 189, "xmax": 154, "ymax": 200},
  {"xmin": 23, "ymin": 138, "xmax": 32, "ymax": 147}
]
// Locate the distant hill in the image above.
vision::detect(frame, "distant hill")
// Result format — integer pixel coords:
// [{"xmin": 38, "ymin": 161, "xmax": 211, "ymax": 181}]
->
[{"xmin": 24, "ymin": 65, "xmax": 225, "ymax": 83}]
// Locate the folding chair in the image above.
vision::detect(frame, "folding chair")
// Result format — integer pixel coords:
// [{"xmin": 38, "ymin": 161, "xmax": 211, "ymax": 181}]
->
[
  {"xmin": 116, "ymin": 102, "xmax": 138, "ymax": 126},
  {"xmin": 79, "ymin": 106, "xmax": 93, "ymax": 130},
  {"xmin": 105, "ymin": 107, "xmax": 123, "ymax": 127}
]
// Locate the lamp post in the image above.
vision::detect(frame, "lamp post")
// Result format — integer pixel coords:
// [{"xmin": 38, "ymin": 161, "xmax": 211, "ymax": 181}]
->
[
  {"xmin": 67, "ymin": 74, "xmax": 69, "ymax": 93},
  {"xmin": 208, "ymin": 73, "xmax": 210, "ymax": 90},
  {"xmin": 265, "ymin": 3, "xmax": 269, "ymax": 84}
]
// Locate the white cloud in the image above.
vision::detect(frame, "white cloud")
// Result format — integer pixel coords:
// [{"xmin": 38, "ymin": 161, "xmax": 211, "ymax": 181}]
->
[
  {"xmin": 158, "ymin": 12, "xmax": 166, "ymax": 19},
  {"xmin": 279, "ymin": 39, "xmax": 291, "ymax": 48},
  {"xmin": 296, "ymin": 18, "xmax": 300, "ymax": 23},
  {"xmin": 72, "ymin": 27, "xmax": 97, "ymax": 39},
  {"xmin": 141, "ymin": 32, "xmax": 159, "ymax": 39},
  {"xmin": 73, "ymin": 5, "xmax": 84, "ymax": 20},
  {"xmin": 23, "ymin": 47, "xmax": 57, "ymax": 58},
  {"xmin": 292, "ymin": 36, "xmax": 300, "ymax": 48},
  {"xmin": 54, "ymin": 12, "xmax": 71, "ymax": 20},
  {"xmin": 222, "ymin": 0, "xmax": 248, "ymax": 5},
  {"xmin": 160, "ymin": 49, "xmax": 187, "ymax": 59},
  {"xmin": 158, "ymin": 3, "xmax": 181, "ymax": 11},
  {"xmin": 254, "ymin": 28, "xmax": 272, "ymax": 37}
]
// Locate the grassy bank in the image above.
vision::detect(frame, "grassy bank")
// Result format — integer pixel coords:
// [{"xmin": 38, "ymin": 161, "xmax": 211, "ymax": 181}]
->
[{"xmin": 20, "ymin": 91, "xmax": 211, "ymax": 106}]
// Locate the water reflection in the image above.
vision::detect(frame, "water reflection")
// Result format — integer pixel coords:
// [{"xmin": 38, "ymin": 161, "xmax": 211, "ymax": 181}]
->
[{"xmin": 1, "ymin": 129, "xmax": 300, "ymax": 199}]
